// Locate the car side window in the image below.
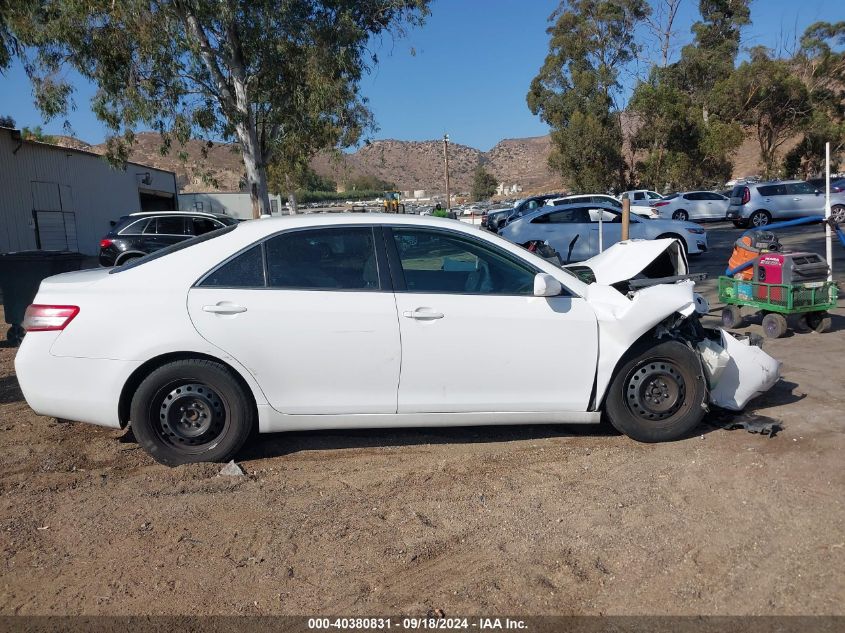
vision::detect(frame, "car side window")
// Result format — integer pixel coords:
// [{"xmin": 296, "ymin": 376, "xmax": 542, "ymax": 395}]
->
[
  {"xmin": 199, "ymin": 244, "xmax": 265, "ymax": 288},
  {"xmin": 264, "ymin": 227, "xmax": 379, "ymax": 290},
  {"xmin": 533, "ymin": 208, "xmax": 590, "ymax": 224},
  {"xmin": 150, "ymin": 217, "xmax": 187, "ymax": 235},
  {"xmin": 192, "ymin": 217, "xmax": 222, "ymax": 235},
  {"xmin": 392, "ymin": 228, "xmax": 538, "ymax": 296},
  {"xmin": 786, "ymin": 182, "xmax": 815, "ymax": 195},
  {"xmin": 647, "ymin": 191, "xmax": 662, "ymax": 199},
  {"xmin": 684, "ymin": 192, "xmax": 703, "ymax": 200},
  {"xmin": 758, "ymin": 185, "xmax": 787, "ymax": 196},
  {"xmin": 120, "ymin": 218, "xmax": 149, "ymax": 235},
  {"xmin": 633, "ymin": 192, "xmax": 645, "ymax": 200}
]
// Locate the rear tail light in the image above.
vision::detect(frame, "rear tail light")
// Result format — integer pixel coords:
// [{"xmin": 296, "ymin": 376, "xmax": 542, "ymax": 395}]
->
[
  {"xmin": 741, "ymin": 187, "xmax": 750, "ymax": 205},
  {"xmin": 100, "ymin": 238, "xmax": 113, "ymax": 249},
  {"xmin": 22, "ymin": 305, "xmax": 80, "ymax": 332},
  {"xmin": 653, "ymin": 201, "xmax": 670, "ymax": 207}
]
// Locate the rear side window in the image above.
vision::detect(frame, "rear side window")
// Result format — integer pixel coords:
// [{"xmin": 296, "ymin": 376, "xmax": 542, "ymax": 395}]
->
[
  {"xmin": 200, "ymin": 244, "xmax": 265, "ymax": 287},
  {"xmin": 758, "ymin": 185, "xmax": 787, "ymax": 196},
  {"xmin": 264, "ymin": 227, "xmax": 379, "ymax": 290},
  {"xmin": 118, "ymin": 218, "xmax": 150, "ymax": 235},
  {"xmin": 532, "ymin": 208, "xmax": 590, "ymax": 224}
]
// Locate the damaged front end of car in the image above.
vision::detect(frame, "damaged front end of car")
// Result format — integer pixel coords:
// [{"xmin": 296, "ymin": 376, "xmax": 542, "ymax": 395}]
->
[{"xmin": 571, "ymin": 238, "xmax": 782, "ymax": 413}]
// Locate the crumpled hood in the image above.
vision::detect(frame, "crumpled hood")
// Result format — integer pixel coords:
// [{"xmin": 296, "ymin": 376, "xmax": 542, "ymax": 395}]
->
[{"xmin": 567, "ymin": 238, "xmax": 688, "ymax": 285}]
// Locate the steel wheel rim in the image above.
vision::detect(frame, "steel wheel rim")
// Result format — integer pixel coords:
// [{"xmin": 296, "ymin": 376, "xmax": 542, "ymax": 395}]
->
[
  {"xmin": 153, "ymin": 382, "xmax": 229, "ymax": 450},
  {"xmin": 625, "ymin": 360, "xmax": 686, "ymax": 421}
]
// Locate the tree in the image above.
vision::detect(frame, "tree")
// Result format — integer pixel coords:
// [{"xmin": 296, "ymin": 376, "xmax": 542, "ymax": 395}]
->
[
  {"xmin": 628, "ymin": 0, "xmax": 749, "ymax": 189},
  {"xmin": 267, "ymin": 162, "xmax": 336, "ymax": 198},
  {"xmin": 713, "ymin": 47, "xmax": 813, "ymax": 178},
  {"xmin": 471, "ymin": 165, "xmax": 497, "ymax": 201},
  {"xmin": 784, "ymin": 21, "xmax": 845, "ymax": 176},
  {"xmin": 527, "ymin": 0, "xmax": 649, "ymax": 192},
  {"xmin": 21, "ymin": 124, "xmax": 55, "ymax": 142},
  {"xmin": 9, "ymin": 0, "xmax": 429, "ymax": 218},
  {"xmin": 0, "ymin": 114, "xmax": 14, "ymax": 127}
]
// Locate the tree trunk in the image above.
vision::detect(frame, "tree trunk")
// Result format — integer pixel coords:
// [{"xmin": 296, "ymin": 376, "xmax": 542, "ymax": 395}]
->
[{"xmin": 239, "ymin": 142, "xmax": 271, "ymax": 219}]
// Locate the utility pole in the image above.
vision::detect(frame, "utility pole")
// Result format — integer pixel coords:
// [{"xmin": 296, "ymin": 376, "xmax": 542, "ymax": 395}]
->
[
  {"xmin": 621, "ymin": 197, "xmax": 631, "ymax": 241},
  {"xmin": 443, "ymin": 133, "xmax": 451, "ymax": 210}
]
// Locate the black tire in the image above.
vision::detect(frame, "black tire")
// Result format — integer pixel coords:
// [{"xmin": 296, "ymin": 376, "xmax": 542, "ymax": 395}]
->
[
  {"xmin": 732, "ymin": 220, "xmax": 748, "ymax": 228},
  {"xmin": 831, "ymin": 205, "xmax": 845, "ymax": 224},
  {"xmin": 762, "ymin": 312, "xmax": 787, "ymax": 338},
  {"xmin": 806, "ymin": 311, "xmax": 831, "ymax": 333},
  {"xmin": 605, "ymin": 340, "xmax": 706, "ymax": 443},
  {"xmin": 721, "ymin": 305, "xmax": 743, "ymax": 329},
  {"xmin": 672, "ymin": 209, "xmax": 689, "ymax": 221},
  {"xmin": 748, "ymin": 210, "xmax": 771, "ymax": 228},
  {"xmin": 130, "ymin": 359, "xmax": 255, "ymax": 466},
  {"xmin": 655, "ymin": 233, "xmax": 688, "ymax": 255}
]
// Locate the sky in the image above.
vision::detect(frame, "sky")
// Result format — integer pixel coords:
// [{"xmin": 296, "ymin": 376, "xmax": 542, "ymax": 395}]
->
[{"xmin": 0, "ymin": 0, "xmax": 842, "ymax": 151}]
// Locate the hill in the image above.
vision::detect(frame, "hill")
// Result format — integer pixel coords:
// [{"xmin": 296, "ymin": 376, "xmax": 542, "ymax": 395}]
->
[{"xmin": 49, "ymin": 127, "xmax": 797, "ymax": 197}]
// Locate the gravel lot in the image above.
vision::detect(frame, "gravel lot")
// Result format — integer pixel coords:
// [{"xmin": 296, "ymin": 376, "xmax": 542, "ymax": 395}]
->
[{"xmin": 1, "ymin": 221, "xmax": 843, "ymax": 616}]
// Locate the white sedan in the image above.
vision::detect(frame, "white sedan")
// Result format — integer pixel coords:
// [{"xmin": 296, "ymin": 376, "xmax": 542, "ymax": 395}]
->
[{"xmin": 15, "ymin": 216, "xmax": 779, "ymax": 465}]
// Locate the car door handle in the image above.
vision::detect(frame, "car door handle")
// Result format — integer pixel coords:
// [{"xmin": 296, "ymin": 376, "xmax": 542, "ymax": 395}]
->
[
  {"xmin": 402, "ymin": 309, "xmax": 444, "ymax": 320},
  {"xmin": 203, "ymin": 303, "xmax": 247, "ymax": 315}
]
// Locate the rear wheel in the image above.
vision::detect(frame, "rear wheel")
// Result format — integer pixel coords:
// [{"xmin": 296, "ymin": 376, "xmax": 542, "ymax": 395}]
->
[
  {"xmin": 605, "ymin": 340, "xmax": 706, "ymax": 443},
  {"xmin": 806, "ymin": 311, "xmax": 831, "ymax": 333},
  {"xmin": 672, "ymin": 209, "xmax": 689, "ymax": 221},
  {"xmin": 762, "ymin": 312, "xmax": 787, "ymax": 338},
  {"xmin": 116, "ymin": 254, "xmax": 142, "ymax": 266},
  {"xmin": 130, "ymin": 359, "xmax": 255, "ymax": 466},
  {"xmin": 721, "ymin": 305, "xmax": 743, "ymax": 329},
  {"xmin": 831, "ymin": 205, "xmax": 845, "ymax": 224},
  {"xmin": 749, "ymin": 210, "xmax": 771, "ymax": 228}
]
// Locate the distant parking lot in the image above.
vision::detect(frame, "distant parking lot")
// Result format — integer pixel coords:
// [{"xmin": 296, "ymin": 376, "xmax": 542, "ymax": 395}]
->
[{"xmin": 0, "ymin": 221, "xmax": 843, "ymax": 616}]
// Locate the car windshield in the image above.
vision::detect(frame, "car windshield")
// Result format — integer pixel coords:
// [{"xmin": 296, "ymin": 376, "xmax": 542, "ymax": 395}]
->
[{"xmin": 109, "ymin": 223, "xmax": 239, "ymax": 274}]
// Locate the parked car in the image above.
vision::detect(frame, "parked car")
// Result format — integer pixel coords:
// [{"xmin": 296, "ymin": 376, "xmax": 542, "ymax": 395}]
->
[
  {"xmin": 621, "ymin": 190, "xmax": 664, "ymax": 205},
  {"xmin": 99, "ymin": 211, "xmax": 239, "ymax": 267},
  {"xmin": 806, "ymin": 177, "xmax": 845, "ymax": 193},
  {"xmin": 727, "ymin": 180, "xmax": 845, "ymax": 227},
  {"xmin": 16, "ymin": 215, "xmax": 779, "ymax": 465},
  {"xmin": 653, "ymin": 191, "xmax": 730, "ymax": 222},
  {"xmin": 487, "ymin": 194, "xmax": 565, "ymax": 232},
  {"xmin": 546, "ymin": 194, "xmax": 657, "ymax": 219},
  {"xmin": 499, "ymin": 203, "xmax": 707, "ymax": 262}
]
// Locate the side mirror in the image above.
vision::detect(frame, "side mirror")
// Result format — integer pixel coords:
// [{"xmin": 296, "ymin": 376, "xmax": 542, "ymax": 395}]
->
[{"xmin": 533, "ymin": 273, "xmax": 562, "ymax": 297}]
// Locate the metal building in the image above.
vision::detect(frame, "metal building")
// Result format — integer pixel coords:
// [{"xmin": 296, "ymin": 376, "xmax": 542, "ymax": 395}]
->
[
  {"xmin": 0, "ymin": 127, "xmax": 178, "ymax": 255},
  {"xmin": 178, "ymin": 191, "xmax": 288, "ymax": 219}
]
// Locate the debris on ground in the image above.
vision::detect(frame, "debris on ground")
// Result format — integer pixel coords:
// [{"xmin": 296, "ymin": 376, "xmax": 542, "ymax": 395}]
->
[{"xmin": 218, "ymin": 460, "xmax": 245, "ymax": 477}]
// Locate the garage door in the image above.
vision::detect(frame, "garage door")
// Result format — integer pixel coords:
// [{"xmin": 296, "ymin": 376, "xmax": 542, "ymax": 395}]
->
[{"xmin": 31, "ymin": 182, "xmax": 78, "ymax": 251}]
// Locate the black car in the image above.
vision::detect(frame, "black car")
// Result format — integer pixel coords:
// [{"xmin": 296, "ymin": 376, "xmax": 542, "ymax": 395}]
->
[
  {"xmin": 98, "ymin": 211, "xmax": 239, "ymax": 267},
  {"xmin": 489, "ymin": 194, "xmax": 564, "ymax": 233},
  {"xmin": 806, "ymin": 177, "xmax": 845, "ymax": 193}
]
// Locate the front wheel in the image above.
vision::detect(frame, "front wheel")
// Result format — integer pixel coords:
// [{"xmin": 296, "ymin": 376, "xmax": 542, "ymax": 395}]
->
[
  {"xmin": 672, "ymin": 209, "xmax": 689, "ymax": 221},
  {"xmin": 605, "ymin": 340, "xmax": 706, "ymax": 443},
  {"xmin": 130, "ymin": 359, "xmax": 255, "ymax": 466},
  {"xmin": 831, "ymin": 205, "xmax": 845, "ymax": 224}
]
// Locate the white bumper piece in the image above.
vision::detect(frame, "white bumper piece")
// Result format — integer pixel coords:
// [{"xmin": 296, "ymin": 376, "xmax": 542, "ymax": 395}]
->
[{"xmin": 702, "ymin": 329, "xmax": 782, "ymax": 411}]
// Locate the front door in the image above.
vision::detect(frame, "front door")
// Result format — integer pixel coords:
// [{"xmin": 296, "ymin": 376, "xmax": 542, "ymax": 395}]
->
[
  {"xmin": 188, "ymin": 226, "xmax": 401, "ymax": 414},
  {"xmin": 387, "ymin": 226, "xmax": 598, "ymax": 413}
]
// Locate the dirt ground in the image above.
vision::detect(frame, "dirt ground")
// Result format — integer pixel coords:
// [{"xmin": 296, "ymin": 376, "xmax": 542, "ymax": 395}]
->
[{"xmin": 1, "ymin": 222, "xmax": 843, "ymax": 616}]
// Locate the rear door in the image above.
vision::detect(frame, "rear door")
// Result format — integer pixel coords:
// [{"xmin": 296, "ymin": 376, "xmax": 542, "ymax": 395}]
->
[
  {"xmin": 387, "ymin": 226, "xmax": 598, "ymax": 413},
  {"xmin": 144, "ymin": 216, "xmax": 189, "ymax": 251},
  {"xmin": 187, "ymin": 225, "xmax": 401, "ymax": 414},
  {"xmin": 526, "ymin": 207, "xmax": 593, "ymax": 262}
]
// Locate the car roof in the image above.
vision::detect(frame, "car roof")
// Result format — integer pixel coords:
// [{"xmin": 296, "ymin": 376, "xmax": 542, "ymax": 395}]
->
[{"xmin": 128, "ymin": 210, "xmax": 232, "ymax": 220}]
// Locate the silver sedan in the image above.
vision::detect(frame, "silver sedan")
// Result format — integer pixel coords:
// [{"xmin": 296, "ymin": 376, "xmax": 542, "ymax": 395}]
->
[{"xmin": 500, "ymin": 203, "xmax": 707, "ymax": 263}]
